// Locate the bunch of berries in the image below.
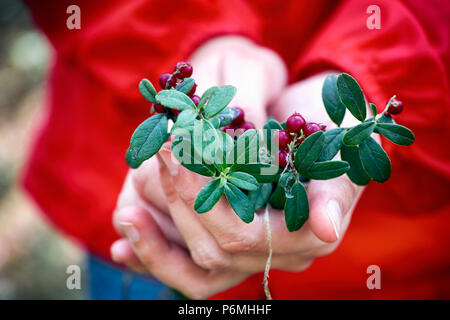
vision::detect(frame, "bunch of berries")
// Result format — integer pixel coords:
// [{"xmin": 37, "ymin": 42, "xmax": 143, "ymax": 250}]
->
[
  {"xmin": 221, "ymin": 107, "xmax": 256, "ymax": 138},
  {"xmin": 275, "ymin": 113, "xmax": 326, "ymax": 168},
  {"xmin": 385, "ymin": 98, "xmax": 403, "ymax": 115},
  {"xmin": 153, "ymin": 61, "xmax": 200, "ymax": 115}
]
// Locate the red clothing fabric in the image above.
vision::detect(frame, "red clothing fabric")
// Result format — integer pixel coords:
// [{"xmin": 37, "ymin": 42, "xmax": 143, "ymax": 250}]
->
[{"xmin": 23, "ymin": 0, "xmax": 450, "ymax": 299}]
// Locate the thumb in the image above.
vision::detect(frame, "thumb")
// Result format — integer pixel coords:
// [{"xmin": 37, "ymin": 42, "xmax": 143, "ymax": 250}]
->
[{"xmin": 306, "ymin": 176, "xmax": 364, "ymax": 243}]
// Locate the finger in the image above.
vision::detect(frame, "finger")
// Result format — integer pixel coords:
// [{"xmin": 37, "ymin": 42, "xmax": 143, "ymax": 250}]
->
[
  {"xmin": 115, "ymin": 205, "xmax": 248, "ymax": 299},
  {"xmin": 114, "ymin": 170, "xmax": 186, "ymax": 248},
  {"xmin": 307, "ymin": 175, "xmax": 363, "ymax": 243},
  {"xmin": 110, "ymin": 238, "xmax": 147, "ymax": 273},
  {"xmin": 158, "ymin": 154, "xmax": 232, "ymax": 270}
]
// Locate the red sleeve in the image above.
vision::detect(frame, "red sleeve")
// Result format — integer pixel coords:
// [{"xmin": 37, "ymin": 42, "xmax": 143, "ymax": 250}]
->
[{"xmin": 292, "ymin": 0, "xmax": 450, "ymax": 216}]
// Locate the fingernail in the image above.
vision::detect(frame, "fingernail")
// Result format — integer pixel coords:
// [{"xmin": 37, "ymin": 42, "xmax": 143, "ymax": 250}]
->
[
  {"xmin": 326, "ymin": 200, "xmax": 342, "ymax": 240},
  {"xmin": 119, "ymin": 221, "xmax": 140, "ymax": 243}
]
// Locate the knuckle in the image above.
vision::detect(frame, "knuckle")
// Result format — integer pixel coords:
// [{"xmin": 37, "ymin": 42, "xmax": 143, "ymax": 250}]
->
[
  {"xmin": 191, "ymin": 246, "xmax": 230, "ymax": 270},
  {"xmin": 219, "ymin": 233, "xmax": 259, "ymax": 253}
]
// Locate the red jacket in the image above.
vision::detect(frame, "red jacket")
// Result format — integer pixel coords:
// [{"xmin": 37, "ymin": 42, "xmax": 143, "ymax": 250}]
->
[{"xmin": 23, "ymin": 0, "xmax": 450, "ymax": 299}]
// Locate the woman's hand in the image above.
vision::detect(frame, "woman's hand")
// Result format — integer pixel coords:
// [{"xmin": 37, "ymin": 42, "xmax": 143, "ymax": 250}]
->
[{"xmin": 111, "ymin": 36, "xmax": 288, "ymax": 298}]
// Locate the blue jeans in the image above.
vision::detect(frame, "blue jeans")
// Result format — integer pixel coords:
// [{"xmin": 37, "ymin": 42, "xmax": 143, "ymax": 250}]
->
[{"xmin": 87, "ymin": 255, "xmax": 184, "ymax": 300}]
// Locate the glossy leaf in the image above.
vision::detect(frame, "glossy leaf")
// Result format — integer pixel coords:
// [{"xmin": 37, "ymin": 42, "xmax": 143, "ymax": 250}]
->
[
  {"xmin": 322, "ymin": 75, "xmax": 346, "ymax": 126},
  {"xmin": 231, "ymin": 129, "xmax": 260, "ymax": 166},
  {"xmin": 317, "ymin": 127, "xmax": 346, "ymax": 161},
  {"xmin": 284, "ymin": 182, "xmax": 309, "ymax": 232},
  {"xmin": 176, "ymin": 78, "xmax": 195, "ymax": 95},
  {"xmin": 340, "ymin": 145, "xmax": 371, "ymax": 185},
  {"xmin": 172, "ymin": 108, "xmax": 198, "ymax": 131},
  {"xmin": 192, "ymin": 119, "xmax": 220, "ymax": 164},
  {"xmin": 171, "ymin": 135, "xmax": 216, "ymax": 177},
  {"xmin": 139, "ymin": 79, "xmax": 157, "ymax": 104},
  {"xmin": 204, "ymin": 85, "xmax": 237, "ymax": 118},
  {"xmin": 269, "ymin": 184, "xmax": 286, "ymax": 210},
  {"xmin": 359, "ymin": 136, "xmax": 391, "ymax": 182},
  {"xmin": 263, "ymin": 118, "xmax": 283, "ymax": 155},
  {"xmin": 337, "ymin": 73, "xmax": 366, "ymax": 121},
  {"xmin": 194, "ymin": 179, "xmax": 224, "ymax": 213},
  {"xmin": 375, "ymin": 123, "xmax": 415, "ymax": 146},
  {"xmin": 294, "ymin": 131, "xmax": 325, "ymax": 170},
  {"xmin": 156, "ymin": 89, "xmax": 196, "ymax": 111},
  {"xmin": 343, "ymin": 121, "xmax": 376, "ymax": 146},
  {"xmin": 231, "ymin": 163, "xmax": 281, "ymax": 183},
  {"xmin": 370, "ymin": 103, "xmax": 378, "ymax": 117},
  {"xmin": 198, "ymin": 86, "xmax": 219, "ymax": 109},
  {"xmin": 248, "ymin": 183, "xmax": 273, "ymax": 210},
  {"xmin": 302, "ymin": 160, "xmax": 349, "ymax": 180},
  {"xmin": 126, "ymin": 114, "xmax": 169, "ymax": 168},
  {"xmin": 224, "ymin": 183, "xmax": 255, "ymax": 223},
  {"xmin": 211, "ymin": 107, "xmax": 240, "ymax": 127},
  {"xmin": 228, "ymin": 171, "xmax": 259, "ymax": 191}
]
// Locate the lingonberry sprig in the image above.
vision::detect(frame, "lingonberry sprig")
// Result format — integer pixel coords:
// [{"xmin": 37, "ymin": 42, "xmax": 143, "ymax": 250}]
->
[{"xmin": 126, "ymin": 67, "xmax": 415, "ymax": 233}]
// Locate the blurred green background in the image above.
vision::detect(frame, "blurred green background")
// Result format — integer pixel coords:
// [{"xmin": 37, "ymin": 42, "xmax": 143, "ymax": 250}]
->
[{"xmin": 0, "ymin": 0, "xmax": 86, "ymax": 299}]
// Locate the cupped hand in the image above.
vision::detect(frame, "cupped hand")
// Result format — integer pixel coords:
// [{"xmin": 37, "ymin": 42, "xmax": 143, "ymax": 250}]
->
[{"xmin": 111, "ymin": 36, "xmax": 288, "ymax": 299}]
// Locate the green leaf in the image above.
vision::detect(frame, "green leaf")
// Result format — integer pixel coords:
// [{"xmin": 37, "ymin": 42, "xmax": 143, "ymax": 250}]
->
[
  {"xmin": 302, "ymin": 160, "xmax": 349, "ymax": 180},
  {"xmin": 156, "ymin": 89, "xmax": 196, "ymax": 111},
  {"xmin": 370, "ymin": 103, "xmax": 378, "ymax": 117},
  {"xmin": 359, "ymin": 137, "xmax": 391, "ymax": 182},
  {"xmin": 294, "ymin": 131, "xmax": 325, "ymax": 170},
  {"xmin": 126, "ymin": 114, "xmax": 169, "ymax": 168},
  {"xmin": 194, "ymin": 179, "xmax": 224, "ymax": 213},
  {"xmin": 343, "ymin": 121, "xmax": 376, "ymax": 146},
  {"xmin": 278, "ymin": 170, "xmax": 296, "ymax": 195},
  {"xmin": 214, "ymin": 130, "xmax": 234, "ymax": 169},
  {"xmin": 230, "ymin": 129, "xmax": 260, "ymax": 166},
  {"xmin": 263, "ymin": 118, "xmax": 283, "ymax": 155},
  {"xmin": 171, "ymin": 135, "xmax": 216, "ymax": 177},
  {"xmin": 337, "ymin": 73, "xmax": 366, "ymax": 121},
  {"xmin": 193, "ymin": 119, "xmax": 220, "ymax": 164},
  {"xmin": 284, "ymin": 182, "xmax": 309, "ymax": 232},
  {"xmin": 172, "ymin": 109, "xmax": 198, "ymax": 132},
  {"xmin": 198, "ymin": 87, "xmax": 219, "ymax": 109},
  {"xmin": 317, "ymin": 127, "xmax": 346, "ymax": 161},
  {"xmin": 248, "ymin": 183, "xmax": 272, "ymax": 211},
  {"xmin": 211, "ymin": 107, "xmax": 240, "ymax": 127},
  {"xmin": 377, "ymin": 113, "xmax": 395, "ymax": 124},
  {"xmin": 204, "ymin": 86, "xmax": 237, "ymax": 118},
  {"xmin": 340, "ymin": 145, "xmax": 371, "ymax": 185},
  {"xmin": 176, "ymin": 78, "xmax": 195, "ymax": 95},
  {"xmin": 139, "ymin": 79, "xmax": 157, "ymax": 104},
  {"xmin": 375, "ymin": 123, "xmax": 415, "ymax": 146},
  {"xmin": 228, "ymin": 171, "xmax": 259, "ymax": 191},
  {"xmin": 231, "ymin": 163, "xmax": 281, "ymax": 183},
  {"xmin": 322, "ymin": 75, "xmax": 346, "ymax": 126},
  {"xmin": 224, "ymin": 183, "xmax": 255, "ymax": 223},
  {"xmin": 269, "ymin": 184, "xmax": 286, "ymax": 210}
]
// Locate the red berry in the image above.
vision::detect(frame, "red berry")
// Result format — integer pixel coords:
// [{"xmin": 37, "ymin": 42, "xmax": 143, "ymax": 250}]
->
[
  {"xmin": 387, "ymin": 98, "xmax": 403, "ymax": 115},
  {"xmin": 174, "ymin": 61, "xmax": 193, "ymax": 79},
  {"xmin": 286, "ymin": 113, "xmax": 306, "ymax": 134},
  {"xmin": 191, "ymin": 95, "xmax": 200, "ymax": 106},
  {"xmin": 171, "ymin": 108, "xmax": 181, "ymax": 116},
  {"xmin": 319, "ymin": 124, "xmax": 327, "ymax": 131},
  {"xmin": 240, "ymin": 121, "xmax": 256, "ymax": 131},
  {"xmin": 274, "ymin": 130, "xmax": 291, "ymax": 149},
  {"xmin": 231, "ymin": 107, "xmax": 245, "ymax": 125},
  {"xmin": 153, "ymin": 103, "xmax": 165, "ymax": 113},
  {"xmin": 159, "ymin": 73, "xmax": 176, "ymax": 89},
  {"xmin": 187, "ymin": 82, "xmax": 197, "ymax": 97},
  {"xmin": 277, "ymin": 150, "xmax": 288, "ymax": 168},
  {"xmin": 304, "ymin": 122, "xmax": 322, "ymax": 136}
]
